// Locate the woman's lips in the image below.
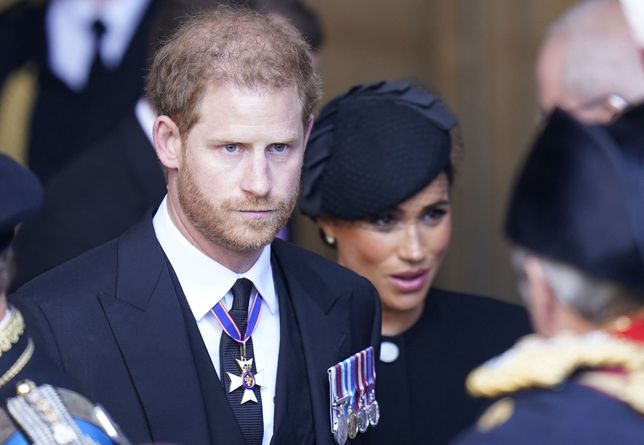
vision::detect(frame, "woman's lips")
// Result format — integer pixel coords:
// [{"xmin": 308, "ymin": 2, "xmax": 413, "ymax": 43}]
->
[{"xmin": 389, "ymin": 269, "xmax": 429, "ymax": 293}]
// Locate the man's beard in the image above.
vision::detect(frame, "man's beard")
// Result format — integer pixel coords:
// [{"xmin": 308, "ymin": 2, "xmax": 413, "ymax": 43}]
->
[{"xmin": 177, "ymin": 167, "xmax": 298, "ymax": 252}]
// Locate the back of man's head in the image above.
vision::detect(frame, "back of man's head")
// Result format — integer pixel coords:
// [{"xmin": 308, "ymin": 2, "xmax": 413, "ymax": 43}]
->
[
  {"xmin": 537, "ymin": 0, "xmax": 644, "ymax": 122},
  {"xmin": 146, "ymin": 6, "xmax": 322, "ymax": 135},
  {"xmin": 506, "ymin": 109, "xmax": 644, "ymax": 333}
]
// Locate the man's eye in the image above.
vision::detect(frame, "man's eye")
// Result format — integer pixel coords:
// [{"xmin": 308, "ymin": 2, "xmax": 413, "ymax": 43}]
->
[
  {"xmin": 271, "ymin": 143, "xmax": 288, "ymax": 153},
  {"xmin": 224, "ymin": 144, "xmax": 238, "ymax": 153}
]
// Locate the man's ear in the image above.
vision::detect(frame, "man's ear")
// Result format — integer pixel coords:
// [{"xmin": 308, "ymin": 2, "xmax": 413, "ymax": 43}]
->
[
  {"xmin": 153, "ymin": 115, "xmax": 183, "ymax": 169},
  {"xmin": 523, "ymin": 256, "xmax": 557, "ymax": 336}
]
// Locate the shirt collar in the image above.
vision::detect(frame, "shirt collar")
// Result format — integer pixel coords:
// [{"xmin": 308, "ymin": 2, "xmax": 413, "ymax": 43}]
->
[{"xmin": 152, "ymin": 196, "xmax": 277, "ymax": 321}]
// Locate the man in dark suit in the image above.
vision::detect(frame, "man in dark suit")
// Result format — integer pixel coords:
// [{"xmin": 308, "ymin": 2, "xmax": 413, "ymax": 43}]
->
[
  {"xmin": 12, "ymin": 7, "xmax": 380, "ymax": 445},
  {"xmin": 0, "ymin": 0, "xmax": 157, "ymax": 184}
]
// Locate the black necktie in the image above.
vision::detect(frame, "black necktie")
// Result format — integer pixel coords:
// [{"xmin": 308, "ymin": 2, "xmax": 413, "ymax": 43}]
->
[
  {"xmin": 87, "ymin": 19, "xmax": 107, "ymax": 85},
  {"xmin": 219, "ymin": 278, "xmax": 263, "ymax": 445}
]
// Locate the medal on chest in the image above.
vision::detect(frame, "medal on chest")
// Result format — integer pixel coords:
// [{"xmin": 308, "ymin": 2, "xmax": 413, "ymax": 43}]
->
[
  {"xmin": 327, "ymin": 346, "xmax": 379, "ymax": 444},
  {"xmin": 226, "ymin": 355, "xmax": 265, "ymax": 404},
  {"xmin": 211, "ymin": 289, "xmax": 264, "ymax": 405}
]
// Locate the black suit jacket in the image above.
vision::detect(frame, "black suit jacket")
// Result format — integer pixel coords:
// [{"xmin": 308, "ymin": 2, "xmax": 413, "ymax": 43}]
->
[
  {"xmin": 11, "ymin": 220, "xmax": 381, "ymax": 445},
  {"xmin": 12, "ymin": 111, "xmax": 166, "ymax": 289}
]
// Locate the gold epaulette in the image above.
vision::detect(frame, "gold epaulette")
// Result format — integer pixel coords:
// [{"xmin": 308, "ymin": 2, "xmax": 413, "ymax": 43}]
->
[{"xmin": 466, "ymin": 332, "xmax": 644, "ymax": 398}]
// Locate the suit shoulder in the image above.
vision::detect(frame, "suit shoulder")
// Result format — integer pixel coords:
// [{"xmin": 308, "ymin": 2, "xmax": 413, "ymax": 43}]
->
[{"xmin": 12, "ymin": 239, "xmax": 118, "ymax": 304}]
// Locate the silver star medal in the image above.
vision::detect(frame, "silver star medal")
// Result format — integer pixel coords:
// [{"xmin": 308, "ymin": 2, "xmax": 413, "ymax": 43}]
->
[{"xmin": 226, "ymin": 358, "xmax": 264, "ymax": 404}]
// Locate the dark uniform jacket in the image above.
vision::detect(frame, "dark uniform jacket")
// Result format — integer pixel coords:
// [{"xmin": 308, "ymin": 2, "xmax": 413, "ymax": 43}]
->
[
  {"xmin": 454, "ymin": 381, "xmax": 644, "ymax": 444},
  {"xmin": 10, "ymin": 220, "xmax": 381, "ymax": 445},
  {"xmin": 0, "ymin": 312, "xmax": 131, "ymax": 444},
  {"xmin": 453, "ymin": 331, "xmax": 644, "ymax": 445}
]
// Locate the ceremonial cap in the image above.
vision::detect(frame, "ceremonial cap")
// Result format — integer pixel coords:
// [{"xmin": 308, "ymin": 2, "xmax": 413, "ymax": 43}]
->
[
  {"xmin": 505, "ymin": 108, "xmax": 644, "ymax": 293},
  {"xmin": 0, "ymin": 154, "xmax": 43, "ymax": 251},
  {"xmin": 301, "ymin": 81, "xmax": 458, "ymax": 220}
]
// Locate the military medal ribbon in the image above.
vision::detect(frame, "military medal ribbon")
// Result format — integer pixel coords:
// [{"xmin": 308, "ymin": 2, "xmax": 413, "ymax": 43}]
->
[{"xmin": 211, "ymin": 288, "xmax": 262, "ymax": 349}]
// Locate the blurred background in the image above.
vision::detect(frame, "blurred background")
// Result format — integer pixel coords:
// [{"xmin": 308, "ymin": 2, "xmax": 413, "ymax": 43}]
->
[{"xmin": 0, "ymin": 0, "xmax": 578, "ymax": 302}]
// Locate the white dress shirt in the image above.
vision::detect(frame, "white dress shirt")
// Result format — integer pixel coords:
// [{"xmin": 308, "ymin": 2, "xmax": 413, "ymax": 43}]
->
[
  {"xmin": 47, "ymin": 0, "xmax": 151, "ymax": 91},
  {"xmin": 153, "ymin": 196, "xmax": 280, "ymax": 445}
]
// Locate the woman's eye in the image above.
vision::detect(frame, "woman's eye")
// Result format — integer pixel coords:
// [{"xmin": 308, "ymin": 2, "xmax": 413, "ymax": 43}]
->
[
  {"xmin": 368, "ymin": 214, "xmax": 397, "ymax": 228},
  {"xmin": 422, "ymin": 207, "xmax": 448, "ymax": 222},
  {"xmin": 224, "ymin": 144, "xmax": 238, "ymax": 153}
]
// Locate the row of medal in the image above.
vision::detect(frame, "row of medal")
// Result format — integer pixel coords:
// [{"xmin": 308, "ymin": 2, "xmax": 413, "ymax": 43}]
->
[{"xmin": 327, "ymin": 346, "xmax": 379, "ymax": 445}]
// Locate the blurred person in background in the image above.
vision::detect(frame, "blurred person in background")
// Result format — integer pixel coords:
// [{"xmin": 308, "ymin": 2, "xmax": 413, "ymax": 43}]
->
[
  {"xmin": 536, "ymin": 0, "xmax": 644, "ymax": 123},
  {"xmin": 0, "ymin": 0, "xmax": 157, "ymax": 184},
  {"xmin": 454, "ymin": 109, "xmax": 644, "ymax": 444},
  {"xmin": 300, "ymin": 80, "xmax": 531, "ymax": 445}
]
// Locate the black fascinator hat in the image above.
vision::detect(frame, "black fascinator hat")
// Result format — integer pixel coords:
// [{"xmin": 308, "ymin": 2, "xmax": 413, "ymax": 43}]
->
[
  {"xmin": 505, "ymin": 108, "xmax": 644, "ymax": 293},
  {"xmin": 0, "ymin": 154, "xmax": 43, "ymax": 251},
  {"xmin": 300, "ymin": 81, "xmax": 458, "ymax": 220}
]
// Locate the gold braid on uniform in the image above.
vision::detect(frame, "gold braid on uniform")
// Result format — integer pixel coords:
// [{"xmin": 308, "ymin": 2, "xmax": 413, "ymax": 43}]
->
[
  {"xmin": 0, "ymin": 307, "xmax": 25, "ymax": 355},
  {"xmin": 0, "ymin": 307, "xmax": 32, "ymax": 389},
  {"xmin": 0, "ymin": 340, "xmax": 33, "ymax": 389},
  {"xmin": 466, "ymin": 331, "xmax": 644, "ymax": 413}
]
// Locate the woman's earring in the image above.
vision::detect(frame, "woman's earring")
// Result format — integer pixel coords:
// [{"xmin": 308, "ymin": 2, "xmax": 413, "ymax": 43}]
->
[{"xmin": 324, "ymin": 234, "xmax": 335, "ymax": 246}]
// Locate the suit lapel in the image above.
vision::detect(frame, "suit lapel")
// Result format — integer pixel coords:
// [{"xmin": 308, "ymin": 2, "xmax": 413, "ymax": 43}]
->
[
  {"xmin": 97, "ymin": 222, "xmax": 211, "ymax": 445},
  {"xmin": 271, "ymin": 241, "xmax": 349, "ymax": 445}
]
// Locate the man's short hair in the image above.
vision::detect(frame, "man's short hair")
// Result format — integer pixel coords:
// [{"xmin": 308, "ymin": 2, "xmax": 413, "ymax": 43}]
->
[
  {"xmin": 513, "ymin": 248, "xmax": 642, "ymax": 323},
  {"xmin": 146, "ymin": 6, "xmax": 322, "ymax": 134}
]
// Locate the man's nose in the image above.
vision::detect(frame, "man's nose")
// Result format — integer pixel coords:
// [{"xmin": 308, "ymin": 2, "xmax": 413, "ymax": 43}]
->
[{"xmin": 240, "ymin": 152, "xmax": 271, "ymax": 197}]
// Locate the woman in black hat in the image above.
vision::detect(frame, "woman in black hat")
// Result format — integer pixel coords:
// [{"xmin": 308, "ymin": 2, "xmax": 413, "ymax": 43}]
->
[{"xmin": 301, "ymin": 81, "xmax": 531, "ymax": 445}]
